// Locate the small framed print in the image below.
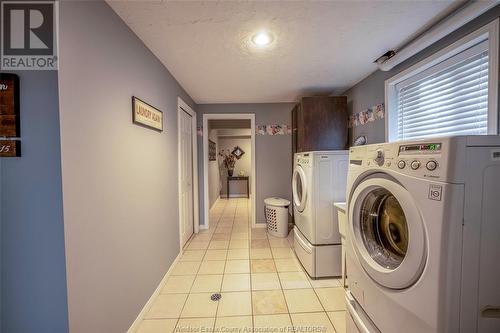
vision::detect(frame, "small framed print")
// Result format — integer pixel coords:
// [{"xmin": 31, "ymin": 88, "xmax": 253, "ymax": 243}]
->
[
  {"xmin": 132, "ymin": 96, "xmax": 163, "ymax": 132},
  {"xmin": 0, "ymin": 140, "xmax": 21, "ymax": 157},
  {"xmin": 209, "ymin": 140, "xmax": 216, "ymax": 161},
  {"xmin": 232, "ymin": 146, "xmax": 245, "ymax": 159},
  {"xmin": 0, "ymin": 73, "xmax": 20, "ymax": 137}
]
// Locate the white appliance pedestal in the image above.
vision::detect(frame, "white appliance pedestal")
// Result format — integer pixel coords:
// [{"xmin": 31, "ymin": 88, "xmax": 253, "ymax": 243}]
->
[{"xmin": 294, "ymin": 227, "xmax": 341, "ymax": 278}]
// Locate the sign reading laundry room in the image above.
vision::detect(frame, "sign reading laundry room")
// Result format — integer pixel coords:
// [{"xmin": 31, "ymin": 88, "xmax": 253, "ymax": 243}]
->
[
  {"xmin": 0, "ymin": 140, "xmax": 21, "ymax": 157},
  {"xmin": 132, "ymin": 96, "xmax": 163, "ymax": 132},
  {"xmin": 0, "ymin": 73, "xmax": 20, "ymax": 137}
]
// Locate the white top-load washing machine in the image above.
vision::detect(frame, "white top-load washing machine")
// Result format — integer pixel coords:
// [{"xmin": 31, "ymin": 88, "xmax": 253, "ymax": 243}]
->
[
  {"xmin": 345, "ymin": 136, "xmax": 500, "ymax": 333},
  {"xmin": 292, "ymin": 151, "xmax": 348, "ymax": 278}
]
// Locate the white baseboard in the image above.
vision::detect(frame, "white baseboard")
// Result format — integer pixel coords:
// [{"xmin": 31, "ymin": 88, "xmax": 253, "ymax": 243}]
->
[
  {"xmin": 208, "ymin": 196, "xmax": 221, "ymax": 211},
  {"xmin": 199, "ymin": 224, "xmax": 209, "ymax": 230},
  {"xmin": 127, "ymin": 252, "xmax": 182, "ymax": 333},
  {"xmin": 254, "ymin": 223, "xmax": 267, "ymax": 229}
]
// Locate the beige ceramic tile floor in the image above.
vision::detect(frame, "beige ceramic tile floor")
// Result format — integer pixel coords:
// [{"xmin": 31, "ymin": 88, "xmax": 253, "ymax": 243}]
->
[{"xmin": 136, "ymin": 198, "xmax": 346, "ymax": 333}]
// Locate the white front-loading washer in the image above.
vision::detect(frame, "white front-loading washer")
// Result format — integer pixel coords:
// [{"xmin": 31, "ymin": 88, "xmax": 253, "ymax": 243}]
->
[
  {"xmin": 345, "ymin": 136, "xmax": 500, "ymax": 333},
  {"xmin": 292, "ymin": 151, "xmax": 348, "ymax": 278}
]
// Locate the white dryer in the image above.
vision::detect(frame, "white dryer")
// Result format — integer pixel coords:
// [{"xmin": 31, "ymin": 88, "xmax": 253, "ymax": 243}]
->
[
  {"xmin": 345, "ymin": 136, "xmax": 500, "ymax": 333},
  {"xmin": 292, "ymin": 151, "xmax": 348, "ymax": 278}
]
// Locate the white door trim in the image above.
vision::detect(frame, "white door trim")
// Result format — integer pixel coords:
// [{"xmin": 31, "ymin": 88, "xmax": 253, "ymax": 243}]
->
[
  {"xmin": 203, "ymin": 113, "xmax": 256, "ymax": 229},
  {"xmin": 178, "ymin": 97, "xmax": 199, "ymax": 251}
]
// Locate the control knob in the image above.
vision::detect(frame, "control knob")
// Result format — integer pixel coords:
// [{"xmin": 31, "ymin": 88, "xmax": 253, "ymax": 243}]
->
[
  {"xmin": 426, "ymin": 160, "xmax": 438, "ymax": 171},
  {"xmin": 410, "ymin": 160, "xmax": 421, "ymax": 170},
  {"xmin": 374, "ymin": 149, "xmax": 384, "ymax": 166},
  {"xmin": 397, "ymin": 160, "xmax": 406, "ymax": 169}
]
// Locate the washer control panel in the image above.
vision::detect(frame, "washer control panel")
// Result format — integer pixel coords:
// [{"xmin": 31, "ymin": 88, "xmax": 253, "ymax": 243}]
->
[
  {"xmin": 358, "ymin": 142, "xmax": 443, "ymax": 179},
  {"xmin": 296, "ymin": 153, "xmax": 311, "ymax": 166},
  {"xmin": 396, "ymin": 142, "xmax": 442, "ymax": 178},
  {"xmin": 399, "ymin": 143, "xmax": 441, "ymax": 154}
]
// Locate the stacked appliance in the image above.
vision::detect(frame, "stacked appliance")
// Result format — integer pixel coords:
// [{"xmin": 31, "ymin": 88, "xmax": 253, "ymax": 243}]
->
[
  {"xmin": 345, "ymin": 136, "xmax": 500, "ymax": 333},
  {"xmin": 292, "ymin": 151, "xmax": 348, "ymax": 278}
]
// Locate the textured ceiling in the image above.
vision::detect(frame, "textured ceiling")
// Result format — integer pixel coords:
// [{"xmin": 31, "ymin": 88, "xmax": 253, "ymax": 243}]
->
[{"xmin": 108, "ymin": 1, "xmax": 459, "ymax": 103}]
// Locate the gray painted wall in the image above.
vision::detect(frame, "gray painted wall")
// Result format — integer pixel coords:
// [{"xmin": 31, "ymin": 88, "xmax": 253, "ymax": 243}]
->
[
  {"xmin": 345, "ymin": 5, "xmax": 500, "ymax": 146},
  {"xmin": 0, "ymin": 71, "xmax": 69, "ymax": 333},
  {"xmin": 197, "ymin": 103, "xmax": 295, "ymax": 225},
  {"xmin": 58, "ymin": 1, "xmax": 195, "ymax": 332}
]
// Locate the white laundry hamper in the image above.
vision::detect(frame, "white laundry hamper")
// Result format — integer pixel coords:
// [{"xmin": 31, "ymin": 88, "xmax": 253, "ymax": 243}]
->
[{"xmin": 264, "ymin": 197, "xmax": 291, "ymax": 238}]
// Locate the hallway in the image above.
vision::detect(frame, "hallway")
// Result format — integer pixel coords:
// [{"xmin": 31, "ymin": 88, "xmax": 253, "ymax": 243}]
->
[{"xmin": 136, "ymin": 199, "xmax": 346, "ymax": 333}]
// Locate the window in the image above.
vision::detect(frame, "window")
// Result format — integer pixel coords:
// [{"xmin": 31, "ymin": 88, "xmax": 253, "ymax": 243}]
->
[{"xmin": 386, "ymin": 19, "xmax": 498, "ymax": 142}]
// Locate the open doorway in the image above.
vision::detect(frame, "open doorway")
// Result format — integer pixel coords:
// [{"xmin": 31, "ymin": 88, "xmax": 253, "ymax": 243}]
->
[{"xmin": 203, "ymin": 114, "xmax": 256, "ymax": 229}]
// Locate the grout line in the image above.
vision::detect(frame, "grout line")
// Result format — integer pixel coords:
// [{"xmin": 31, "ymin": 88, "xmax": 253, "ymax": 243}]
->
[
  {"xmin": 310, "ymin": 281, "xmax": 339, "ymax": 333},
  {"xmin": 240, "ymin": 199, "xmax": 255, "ymax": 331},
  {"xmin": 210, "ymin": 199, "xmax": 226, "ymax": 332},
  {"xmin": 170, "ymin": 293, "xmax": 189, "ymax": 329},
  {"xmin": 275, "ymin": 259, "xmax": 294, "ymax": 331},
  {"xmin": 203, "ymin": 199, "xmax": 343, "ymax": 332},
  {"xmin": 208, "ymin": 199, "xmax": 253, "ymax": 327}
]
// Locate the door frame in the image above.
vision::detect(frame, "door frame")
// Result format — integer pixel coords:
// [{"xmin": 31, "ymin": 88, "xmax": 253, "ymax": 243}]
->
[
  {"xmin": 177, "ymin": 97, "xmax": 199, "ymax": 251},
  {"xmin": 203, "ymin": 113, "xmax": 256, "ymax": 229}
]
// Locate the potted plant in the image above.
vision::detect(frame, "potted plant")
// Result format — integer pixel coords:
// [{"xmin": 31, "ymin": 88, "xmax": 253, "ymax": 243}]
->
[{"xmin": 219, "ymin": 149, "xmax": 236, "ymax": 176}]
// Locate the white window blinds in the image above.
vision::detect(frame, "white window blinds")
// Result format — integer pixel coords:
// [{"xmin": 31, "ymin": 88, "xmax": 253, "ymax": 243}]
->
[{"xmin": 395, "ymin": 40, "xmax": 489, "ymax": 140}]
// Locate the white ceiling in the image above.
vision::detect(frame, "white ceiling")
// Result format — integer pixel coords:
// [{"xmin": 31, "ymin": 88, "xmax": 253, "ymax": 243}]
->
[{"xmin": 108, "ymin": 1, "xmax": 459, "ymax": 104}]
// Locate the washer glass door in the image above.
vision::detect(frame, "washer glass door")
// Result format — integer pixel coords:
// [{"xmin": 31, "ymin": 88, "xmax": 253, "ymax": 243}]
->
[
  {"xmin": 349, "ymin": 175, "xmax": 426, "ymax": 289},
  {"xmin": 292, "ymin": 165, "xmax": 307, "ymax": 212},
  {"xmin": 360, "ymin": 188, "xmax": 408, "ymax": 270}
]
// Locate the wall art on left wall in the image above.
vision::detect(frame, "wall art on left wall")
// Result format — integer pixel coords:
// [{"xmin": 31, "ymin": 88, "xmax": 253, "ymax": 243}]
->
[
  {"xmin": 0, "ymin": 73, "xmax": 20, "ymax": 138},
  {"xmin": 132, "ymin": 96, "xmax": 164, "ymax": 132},
  {"xmin": 0, "ymin": 73, "xmax": 21, "ymax": 157},
  {"xmin": 0, "ymin": 140, "xmax": 21, "ymax": 157},
  {"xmin": 209, "ymin": 140, "xmax": 217, "ymax": 161}
]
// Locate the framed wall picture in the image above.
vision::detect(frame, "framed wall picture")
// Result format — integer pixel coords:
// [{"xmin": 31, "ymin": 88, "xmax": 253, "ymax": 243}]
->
[
  {"xmin": 232, "ymin": 146, "xmax": 245, "ymax": 159},
  {"xmin": 0, "ymin": 73, "xmax": 20, "ymax": 137},
  {"xmin": 132, "ymin": 96, "xmax": 163, "ymax": 132},
  {"xmin": 209, "ymin": 140, "xmax": 216, "ymax": 161},
  {"xmin": 0, "ymin": 140, "xmax": 21, "ymax": 157}
]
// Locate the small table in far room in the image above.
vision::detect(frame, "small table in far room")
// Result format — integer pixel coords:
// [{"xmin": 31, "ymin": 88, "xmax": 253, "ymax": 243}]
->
[{"xmin": 227, "ymin": 176, "xmax": 250, "ymax": 199}]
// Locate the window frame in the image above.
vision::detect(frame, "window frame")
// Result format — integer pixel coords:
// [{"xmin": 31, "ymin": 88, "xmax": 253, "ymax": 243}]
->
[{"xmin": 385, "ymin": 19, "xmax": 499, "ymax": 142}]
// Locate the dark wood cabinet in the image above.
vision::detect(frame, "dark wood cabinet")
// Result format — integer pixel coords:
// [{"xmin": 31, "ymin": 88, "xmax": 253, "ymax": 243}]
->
[{"xmin": 292, "ymin": 96, "xmax": 347, "ymax": 153}]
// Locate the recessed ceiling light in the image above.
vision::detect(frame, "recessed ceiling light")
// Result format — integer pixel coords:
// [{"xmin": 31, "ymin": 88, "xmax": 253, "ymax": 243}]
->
[{"xmin": 252, "ymin": 31, "xmax": 273, "ymax": 46}]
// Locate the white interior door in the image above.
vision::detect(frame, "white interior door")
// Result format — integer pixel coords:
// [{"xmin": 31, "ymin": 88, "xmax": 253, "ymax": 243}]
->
[{"xmin": 180, "ymin": 109, "xmax": 194, "ymax": 247}]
